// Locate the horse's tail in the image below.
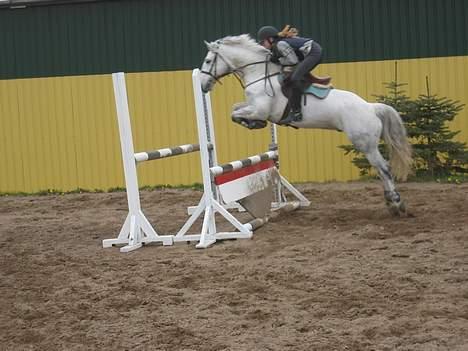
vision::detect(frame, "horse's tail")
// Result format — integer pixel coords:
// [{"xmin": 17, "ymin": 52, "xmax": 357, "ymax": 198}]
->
[{"xmin": 373, "ymin": 103, "xmax": 413, "ymax": 181}]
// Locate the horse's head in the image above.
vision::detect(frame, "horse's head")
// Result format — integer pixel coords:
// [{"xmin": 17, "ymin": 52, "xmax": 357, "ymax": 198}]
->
[
  {"xmin": 199, "ymin": 34, "xmax": 270, "ymax": 93},
  {"xmin": 199, "ymin": 40, "xmax": 232, "ymax": 93}
]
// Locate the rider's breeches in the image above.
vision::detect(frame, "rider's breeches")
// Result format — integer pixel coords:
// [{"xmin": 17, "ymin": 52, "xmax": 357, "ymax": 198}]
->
[
  {"xmin": 289, "ymin": 42, "xmax": 323, "ymax": 111},
  {"xmin": 291, "ymin": 41, "xmax": 323, "ymax": 83}
]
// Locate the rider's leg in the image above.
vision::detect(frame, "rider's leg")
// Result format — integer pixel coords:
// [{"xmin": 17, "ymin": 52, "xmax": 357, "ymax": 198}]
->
[
  {"xmin": 291, "ymin": 41, "xmax": 323, "ymax": 81},
  {"xmin": 282, "ymin": 42, "xmax": 323, "ymax": 124},
  {"xmin": 289, "ymin": 81, "xmax": 302, "ymax": 117}
]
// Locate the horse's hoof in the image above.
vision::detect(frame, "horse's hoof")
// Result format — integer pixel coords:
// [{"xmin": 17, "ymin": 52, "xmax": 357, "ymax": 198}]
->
[
  {"xmin": 232, "ymin": 117, "xmax": 267, "ymax": 130},
  {"xmin": 398, "ymin": 201, "xmax": 415, "ymax": 217},
  {"xmin": 398, "ymin": 200, "xmax": 407, "ymax": 214},
  {"xmin": 387, "ymin": 203, "xmax": 401, "ymax": 217},
  {"xmin": 387, "ymin": 200, "xmax": 408, "ymax": 217},
  {"xmin": 248, "ymin": 120, "xmax": 267, "ymax": 129}
]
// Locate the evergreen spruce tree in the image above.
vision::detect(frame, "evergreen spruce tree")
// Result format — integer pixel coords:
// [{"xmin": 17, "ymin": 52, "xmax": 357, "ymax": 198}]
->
[
  {"xmin": 407, "ymin": 77, "xmax": 467, "ymax": 177},
  {"xmin": 340, "ymin": 64, "xmax": 468, "ymax": 179}
]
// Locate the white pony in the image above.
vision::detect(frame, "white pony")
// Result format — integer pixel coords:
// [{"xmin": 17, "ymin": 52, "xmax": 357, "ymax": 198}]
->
[{"xmin": 199, "ymin": 34, "xmax": 412, "ymax": 215}]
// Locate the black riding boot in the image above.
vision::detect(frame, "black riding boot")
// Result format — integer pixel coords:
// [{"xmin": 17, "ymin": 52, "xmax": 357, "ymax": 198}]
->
[{"xmin": 281, "ymin": 86, "xmax": 302, "ymax": 124}]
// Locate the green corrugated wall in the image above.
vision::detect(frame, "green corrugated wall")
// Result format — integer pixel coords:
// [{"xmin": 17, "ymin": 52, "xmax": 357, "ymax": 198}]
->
[
  {"xmin": 1, "ymin": 0, "xmax": 467, "ymax": 79},
  {"xmin": 0, "ymin": 0, "xmax": 467, "ymax": 192}
]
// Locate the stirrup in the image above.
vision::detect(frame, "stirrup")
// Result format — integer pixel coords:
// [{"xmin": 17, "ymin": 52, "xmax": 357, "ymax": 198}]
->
[{"xmin": 279, "ymin": 110, "xmax": 302, "ymax": 125}]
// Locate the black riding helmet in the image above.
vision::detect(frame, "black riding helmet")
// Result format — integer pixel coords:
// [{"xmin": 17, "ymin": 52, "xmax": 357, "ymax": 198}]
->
[{"xmin": 257, "ymin": 25, "xmax": 279, "ymax": 42}]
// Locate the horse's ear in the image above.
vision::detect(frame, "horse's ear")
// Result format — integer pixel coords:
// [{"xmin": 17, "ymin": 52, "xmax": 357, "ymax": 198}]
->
[{"xmin": 204, "ymin": 40, "xmax": 220, "ymax": 51}]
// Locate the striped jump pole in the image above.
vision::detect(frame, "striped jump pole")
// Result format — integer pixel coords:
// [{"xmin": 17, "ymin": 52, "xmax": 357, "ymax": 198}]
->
[
  {"xmin": 209, "ymin": 150, "xmax": 278, "ymax": 176},
  {"xmin": 134, "ymin": 143, "xmax": 214, "ymax": 162},
  {"xmin": 134, "ymin": 144, "xmax": 200, "ymax": 162}
]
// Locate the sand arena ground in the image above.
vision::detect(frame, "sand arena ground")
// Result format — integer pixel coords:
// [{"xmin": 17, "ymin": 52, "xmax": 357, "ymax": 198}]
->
[{"xmin": 0, "ymin": 181, "xmax": 467, "ymax": 350}]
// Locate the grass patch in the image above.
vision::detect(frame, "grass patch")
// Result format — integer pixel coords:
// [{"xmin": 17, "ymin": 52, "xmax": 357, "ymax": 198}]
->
[
  {"xmin": 352, "ymin": 173, "xmax": 468, "ymax": 184},
  {"xmin": 409, "ymin": 174, "xmax": 468, "ymax": 184},
  {"xmin": 2, "ymin": 176, "xmax": 465, "ymax": 198},
  {"xmin": 0, "ymin": 183, "xmax": 204, "ymax": 197}
]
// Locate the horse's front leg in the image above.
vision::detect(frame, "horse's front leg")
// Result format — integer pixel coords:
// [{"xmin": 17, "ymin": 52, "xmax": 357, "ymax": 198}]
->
[
  {"xmin": 231, "ymin": 102, "xmax": 268, "ymax": 130},
  {"xmin": 232, "ymin": 102, "xmax": 249, "ymax": 112}
]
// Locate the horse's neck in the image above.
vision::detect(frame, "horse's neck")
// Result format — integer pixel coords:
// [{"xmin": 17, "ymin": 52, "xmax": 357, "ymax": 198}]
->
[
  {"xmin": 241, "ymin": 64, "xmax": 266, "ymax": 81},
  {"xmin": 226, "ymin": 47, "xmax": 279, "ymax": 82}
]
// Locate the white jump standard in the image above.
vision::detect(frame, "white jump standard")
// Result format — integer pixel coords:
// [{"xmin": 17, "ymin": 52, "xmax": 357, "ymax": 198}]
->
[
  {"xmin": 102, "ymin": 73, "xmax": 175, "ymax": 252},
  {"xmin": 172, "ymin": 69, "xmax": 273, "ymax": 248}
]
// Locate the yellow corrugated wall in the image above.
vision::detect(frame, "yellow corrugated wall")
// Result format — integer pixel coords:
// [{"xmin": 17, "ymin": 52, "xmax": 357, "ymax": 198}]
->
[{"xmin": 1, "ymin": 56, "xmax": 467, "ymax": 192}]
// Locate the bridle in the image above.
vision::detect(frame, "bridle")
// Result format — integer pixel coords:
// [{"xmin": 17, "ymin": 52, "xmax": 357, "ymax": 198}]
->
[{"xmin": 200, "ymin": 44, "xmax": 279, "ymax": 96}]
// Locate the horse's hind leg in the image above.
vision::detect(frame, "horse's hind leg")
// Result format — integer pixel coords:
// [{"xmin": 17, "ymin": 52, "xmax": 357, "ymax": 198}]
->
[
  {"xmin": 351, "ymin": 132, "xmax": 406, "ymax": 216},
  {"xmin": 365, "ymin": 148, "xmax": 406, "ymax": 216}
]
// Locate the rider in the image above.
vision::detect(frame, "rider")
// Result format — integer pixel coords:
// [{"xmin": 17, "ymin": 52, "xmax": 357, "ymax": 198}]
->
[{"xmin": 257, "ymin": 25, "xmax": 323, "ymax": 124}]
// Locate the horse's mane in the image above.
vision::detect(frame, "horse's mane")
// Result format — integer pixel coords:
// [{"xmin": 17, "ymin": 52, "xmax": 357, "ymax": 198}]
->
[{"xmin": 210, "ymin": 34, "xmax": 270, "ymax": 55}]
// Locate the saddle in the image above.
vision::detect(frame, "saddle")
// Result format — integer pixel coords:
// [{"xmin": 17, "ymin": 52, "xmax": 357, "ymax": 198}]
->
[
  {"xmin": 308, "ymin": 73, "xmax": 332, "ymax": 86},
  {"xmin": 231, "ymin": 73, "xmax": 333, "ymax": 130},
  {"xmin": 279, "ymin": 73, "xmax": 333, "ymax": 125}
]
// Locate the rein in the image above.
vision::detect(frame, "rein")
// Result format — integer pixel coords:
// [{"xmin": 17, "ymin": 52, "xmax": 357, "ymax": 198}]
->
[
  {"xmin": 243, "ymin": 58, "xmax": 279, "ymax": 97},
  {"xmin": 201, "ymin": 51, "xmax": 279, "ymax": 96}
]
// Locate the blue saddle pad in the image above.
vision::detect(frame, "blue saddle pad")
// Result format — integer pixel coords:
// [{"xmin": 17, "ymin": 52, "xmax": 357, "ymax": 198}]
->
[{"xmin": 304, "ymin": 84, "xmax": 333, "ymax": 99}]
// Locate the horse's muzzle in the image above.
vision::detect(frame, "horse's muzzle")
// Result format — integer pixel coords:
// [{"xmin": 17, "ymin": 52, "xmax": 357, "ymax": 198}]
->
[{"xmin": 201, "ymin": 80, "xmax": 214, "ymax": 94}]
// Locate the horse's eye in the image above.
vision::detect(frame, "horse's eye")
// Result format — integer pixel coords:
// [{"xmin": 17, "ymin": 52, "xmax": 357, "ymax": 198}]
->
[{"xmin": 205, "ymin": 59, "xmax": 211, "ymax": 64}]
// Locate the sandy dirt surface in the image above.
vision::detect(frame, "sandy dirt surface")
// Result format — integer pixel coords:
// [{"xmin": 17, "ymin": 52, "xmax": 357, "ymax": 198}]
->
[{"xmin": 0, "ymin": 181, "xmax": 467, "ymax": 351}]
